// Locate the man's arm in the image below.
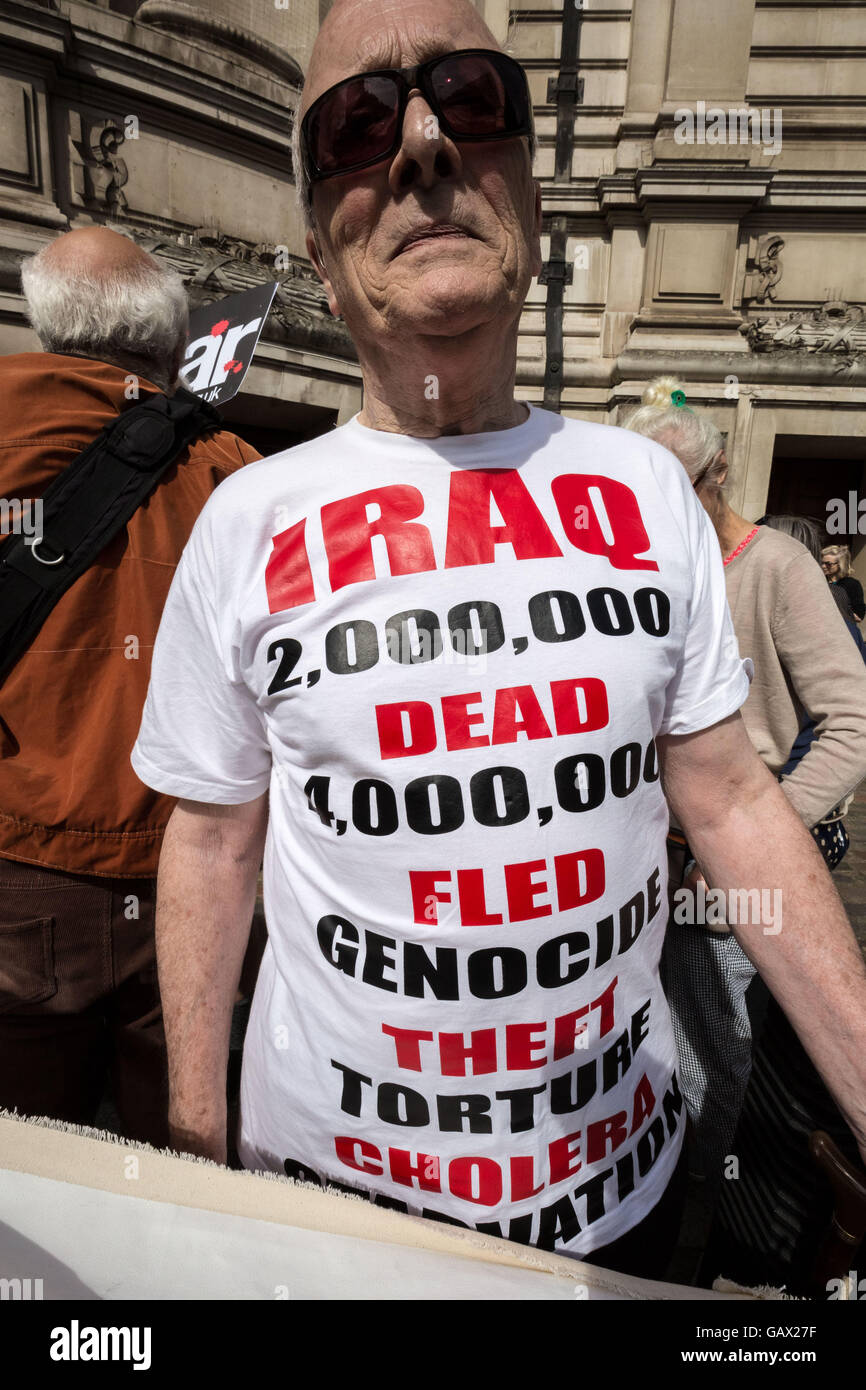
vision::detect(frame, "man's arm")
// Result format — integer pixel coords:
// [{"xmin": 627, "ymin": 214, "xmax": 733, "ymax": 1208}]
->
[
  {"xmin": 770, "ymin": 550, "xmax": 866, "ymax": 826},
  {"xmin": 156, "ymin": 793, "xmax": 269, "ymax": 1162},
  {"xmin": 659, "ymin": 712, "xmax": 866, "ymax": 1163}
]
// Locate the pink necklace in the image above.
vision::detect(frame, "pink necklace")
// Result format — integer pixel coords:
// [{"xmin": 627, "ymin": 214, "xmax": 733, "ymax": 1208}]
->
[{"xmin": 724, "ymin": 526, "xmax": 759, "ymax": 567}]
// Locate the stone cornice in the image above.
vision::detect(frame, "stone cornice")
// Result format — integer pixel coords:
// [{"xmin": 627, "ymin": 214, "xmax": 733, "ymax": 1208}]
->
[
  {"xmin": 761, "ymin": 174, "xmax": 866, "ymax": 212},
  {"xmin": 0, "ymin": 0, "xmax": 296, "ymax": 141},
  {"xmin": 135, "ymin": 1, "xmax": 303, "ymax": 89},
  {"xmin": 634, "ymin": 166, "xmax": 774, "ymax": 207},
  {"xmin": 595, "ymin": 167, "xmax": 774, "ymax": 223}
]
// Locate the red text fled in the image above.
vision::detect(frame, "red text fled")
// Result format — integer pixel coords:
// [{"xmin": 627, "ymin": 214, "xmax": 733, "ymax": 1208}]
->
[{"xmin": 409, "ymin": 848, "xmax": 605, "ymax": 926}]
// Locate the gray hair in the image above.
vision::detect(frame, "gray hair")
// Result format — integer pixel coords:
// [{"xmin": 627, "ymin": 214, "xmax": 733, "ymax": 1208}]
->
[
  {"xmin": 20, "ymin": 238, "xmax": 188, "ymax": 392},
  {"xmin": 623, "ymin": 377, "xmax": 727, "ymax": 492},
  {"xmin": 761, "ymin": 514, "xmax": 823, "ymax": 566},
  {"xmin": 290, "ymin": 106, "xmax": 314, "ymax": 231}
]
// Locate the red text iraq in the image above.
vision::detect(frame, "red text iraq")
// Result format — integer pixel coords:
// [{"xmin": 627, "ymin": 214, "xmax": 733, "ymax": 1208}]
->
[{"xmin": 266, "ymin": 470, "xmax": 658, "ymax": 613}]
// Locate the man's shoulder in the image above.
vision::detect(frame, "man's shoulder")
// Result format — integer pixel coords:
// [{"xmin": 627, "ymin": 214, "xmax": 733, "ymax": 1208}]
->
[
  {"xmin": 553, "ymin": 411, "xmax": 685, "ymax": 476},
  {"xmin": 185, "ymin": 428, "xmax": 342, "ymax": 536},
  {"xmin": 746, "ymin": 528, "xmax": 841, "ymax": 623},
  {"xmin": 205, "ymin": 428, "xmax": 333, "ymax": 485},
  {"xmin": 751, "ymin": 525, "xmax": 818, "ymax": 573},
  {"xmin": 185, "ymin": 428, "xmax": 260, "ymax": 477},
  {"xmin": 191, "ymin": 410, "xmax": 686, "ymax": 518},
  {"xmin": 0, "ymin": 352, "xmax": 44, "ymax": 377}
]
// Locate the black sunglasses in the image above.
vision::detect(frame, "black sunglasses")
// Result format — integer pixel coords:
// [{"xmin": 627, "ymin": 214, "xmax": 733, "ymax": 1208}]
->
[{"xmin": 300, "ymin": 48, "xmax": 533, "ymax": 185}]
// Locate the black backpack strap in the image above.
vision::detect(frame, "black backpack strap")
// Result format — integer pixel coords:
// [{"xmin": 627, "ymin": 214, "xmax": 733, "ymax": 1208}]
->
[{"xmin": 0, "ymin": 387, "xmax": 222, "ymax": 684}]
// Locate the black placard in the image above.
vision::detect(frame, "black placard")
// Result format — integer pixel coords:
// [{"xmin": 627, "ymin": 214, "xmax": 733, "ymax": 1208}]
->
[{"xmin": 179, "ymin": 282, "xmax": 278, "ymax": 405}]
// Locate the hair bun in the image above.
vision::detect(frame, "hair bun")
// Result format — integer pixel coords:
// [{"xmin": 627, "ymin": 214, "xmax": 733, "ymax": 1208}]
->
[{"xmin": 641, "ymin": 376, "xmax": 686, "ymax": 410}]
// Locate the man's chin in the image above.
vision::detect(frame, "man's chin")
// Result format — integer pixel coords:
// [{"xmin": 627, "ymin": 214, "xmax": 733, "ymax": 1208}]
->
[{"xmin": 383, "ymin": 272, "xmax": 514, "ymax": 338}]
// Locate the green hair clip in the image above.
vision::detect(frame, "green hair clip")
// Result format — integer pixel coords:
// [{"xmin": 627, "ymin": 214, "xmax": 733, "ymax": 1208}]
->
[{"xmin": 671, "ymin": 390, "xmax": 687, "ymax": 407}]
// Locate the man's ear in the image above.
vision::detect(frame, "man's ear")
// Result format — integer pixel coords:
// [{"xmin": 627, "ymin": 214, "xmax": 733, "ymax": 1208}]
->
[{"xmin": 306, "ymin": 227, "xmax": 342, "ymax": 319}]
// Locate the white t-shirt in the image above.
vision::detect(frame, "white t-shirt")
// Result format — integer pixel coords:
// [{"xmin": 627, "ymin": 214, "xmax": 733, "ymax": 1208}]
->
[{"xmin": 132, "ymin": 406, "xmax": 749, "ymax": 1256}]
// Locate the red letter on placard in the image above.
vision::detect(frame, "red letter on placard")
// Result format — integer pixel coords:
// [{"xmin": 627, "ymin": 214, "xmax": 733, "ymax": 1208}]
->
[
  {"xmin": 548, "ymin": 1130, "xmax": 583, "ymax": 1184},
  {"xmin": 456, "ymin": 869, "xmax": 504, "ymax": 926},
  {"xmin": 630, "ymin": 1073, "xmax": 657, "ymax": 1133},
  {"xmin": 448, "ymin": 1156, "xmax": 503, "ymax": 1207},
  {"xmin": 388, "ymin": 1148, "xmax": 442, "ymax": 1193},
  {"xmin": 322, "ymin": 485, "xmax": 436, "ymax": 592},
  {"xmin": 491, "ymin": 686, "xmax": 552, "ymax": 745},
  {"xmin": 586, "ymin": 1112, "xmax": 628, "ymax": 1164},
  {"xmin": 591, "ymin": 975, "xmax": 618, "ymax": 1038},
  {"xmin": 510, "ymin": 1155, "xmax": 544, "ymax": 1200},
  {"xmin": 266, "ymin": 518, "xmax": 316, "ymax": 613},
  {"xmin": 504, "ymin": 861, "xmax": 552, "ymax": 922},
  {"xmin": 334, "ymin": 1136, "xmax": 383, "ymax": 1175},
  {"xmin": 409, "ymin": 871, "xmax": 452, "ymax": 925},
  {"xmin": 505, "ymin": 1021, "xmax": 548, "ymax": 1069},
  {"xmin": 439, "ymin": 1029, "xmax": 498, "ymax": 1077},
  {"xmin": 445, "ymin": 469, "xmax": 562, "ymax": 568},
  {"xmin": 554, "ymin": 848, "xmax": 605, "ymax": 911},
  {"xmin": 551, "ymin": 474, "xmax": 658, "ymax": 572},
  {"xmin": 376, "ymin": 701, "xmax": 437, "ymax": 759},
  {"xmin": 382, "ymin": 1023, "xmax": 434, "ymax": 1071},
  {"xmin": 441, "ymin": 692, "xmax": 489, "ymax": 751},
  {"xmin": 550, "ymin": 678, "xmax": 609, "ymax": 735}
]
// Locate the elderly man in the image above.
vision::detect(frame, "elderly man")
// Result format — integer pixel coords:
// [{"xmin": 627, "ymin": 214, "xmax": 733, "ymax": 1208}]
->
[
  {"xmin": 133, "ymin": 0, "xmax": 866, "ymax": 1276},
  {"xmin": 0, "ymin": 227, "xmax": 259, "ymax": 1145}
]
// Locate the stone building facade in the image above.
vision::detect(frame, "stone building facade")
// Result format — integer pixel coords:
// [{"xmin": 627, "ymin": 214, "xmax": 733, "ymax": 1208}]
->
[
  {"xmin": 0, "ymin": 0, "xmax": 360, "ymax": 452},
  {"xmin": 505, "ymin": 0, "xmax": 866, "ymax": 577},
  {"xmin": 1, "ymin": 0, "xmax": 864, "ymax": 564}
]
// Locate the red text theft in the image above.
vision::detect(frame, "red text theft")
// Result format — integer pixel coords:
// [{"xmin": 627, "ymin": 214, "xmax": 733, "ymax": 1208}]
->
[{"xmin": 379, "ymin": 975, "xmax": 617, "ymax": 1074}]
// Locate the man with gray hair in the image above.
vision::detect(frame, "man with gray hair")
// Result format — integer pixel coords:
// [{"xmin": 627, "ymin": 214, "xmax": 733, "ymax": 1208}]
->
[
  {"xmin": 134, "ymin": 0, "xmax": 866, "ymax": 1277},
  {"xmin": 20, "ymin": 225, "xmax": 189, "ymax": 392},
  {"xmin": 0, "ymin": 226, "xmax": 259, "ymax": 1145}
]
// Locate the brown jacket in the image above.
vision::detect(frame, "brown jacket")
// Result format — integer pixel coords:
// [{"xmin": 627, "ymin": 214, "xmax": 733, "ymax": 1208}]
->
[{"xmin": 0, "ymin": 353, "xmax": 260, "ymax": 877}]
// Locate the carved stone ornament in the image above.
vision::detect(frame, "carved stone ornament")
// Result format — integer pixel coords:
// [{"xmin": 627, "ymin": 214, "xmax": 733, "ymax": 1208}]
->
[
  {"xmin": 68, "ymin": 116, "xmax": 130, "ymax": 213},
  {"xmin": 136, "ymin": 228, "xmax": 354, "ymax": 353},
  {"xmin": 743, "ymin": 233, "xmax": 784, "ymax": 305},
  {"xmin": 740, "ymin": 299, "xmax": 866, "ymax": 359}
]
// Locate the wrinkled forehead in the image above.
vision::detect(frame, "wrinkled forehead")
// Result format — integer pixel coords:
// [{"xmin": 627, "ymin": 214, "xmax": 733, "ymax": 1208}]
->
[{"xmin": 302, "ymin": 0, "xmax": 499, "ymax": 116}]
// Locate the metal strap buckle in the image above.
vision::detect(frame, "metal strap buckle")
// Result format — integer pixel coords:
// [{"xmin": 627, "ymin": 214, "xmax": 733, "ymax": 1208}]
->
[{"xmin": 25, "ymin": 538, "xmax": 65, "ymax": 566}]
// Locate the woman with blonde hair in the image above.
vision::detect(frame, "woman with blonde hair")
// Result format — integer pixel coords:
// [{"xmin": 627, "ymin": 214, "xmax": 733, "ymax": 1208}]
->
[
  {"xmin": 624, "ymin": 377, "xmax": 866, "ymax": 1287},
  {"xmin": 822, "ymin": 543, "xmax": 865, "ymax": 622}
]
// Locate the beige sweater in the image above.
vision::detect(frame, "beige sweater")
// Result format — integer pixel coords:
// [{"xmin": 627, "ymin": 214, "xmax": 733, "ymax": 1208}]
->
[{"xmin": 725, "ymin": 525, "xmax": 866, "ymax": 828}]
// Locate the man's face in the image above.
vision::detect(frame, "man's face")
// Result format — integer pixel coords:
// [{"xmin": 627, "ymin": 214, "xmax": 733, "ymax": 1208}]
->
[{"xmin": 301, "ymin": 0, "xmax": 542, "ymax": 347}]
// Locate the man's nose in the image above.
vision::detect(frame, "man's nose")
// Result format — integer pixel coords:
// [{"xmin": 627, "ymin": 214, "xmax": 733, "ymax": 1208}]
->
[{"xmin": 389, "ymin": 90, "xmax": 463, "ymax": 192}]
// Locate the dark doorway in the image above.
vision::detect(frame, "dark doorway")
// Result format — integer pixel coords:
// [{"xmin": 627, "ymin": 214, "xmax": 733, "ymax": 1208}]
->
[
  {"xmin": 217, "ymin": 394, "xmax": 339, "ymax": 459},
  {"xmin": 765, "ymin": 435, "xmax": 866, "ymax": 555}
]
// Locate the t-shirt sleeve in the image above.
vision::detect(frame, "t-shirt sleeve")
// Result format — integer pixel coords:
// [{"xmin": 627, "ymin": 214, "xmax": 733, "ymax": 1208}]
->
[
  {"xmin": 131, "ymin": 520, "xmax": 272, "ymax": 804},
  {"xmin": 657, "ymin": 487, "xmax": 752, "ymax": 737}
]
